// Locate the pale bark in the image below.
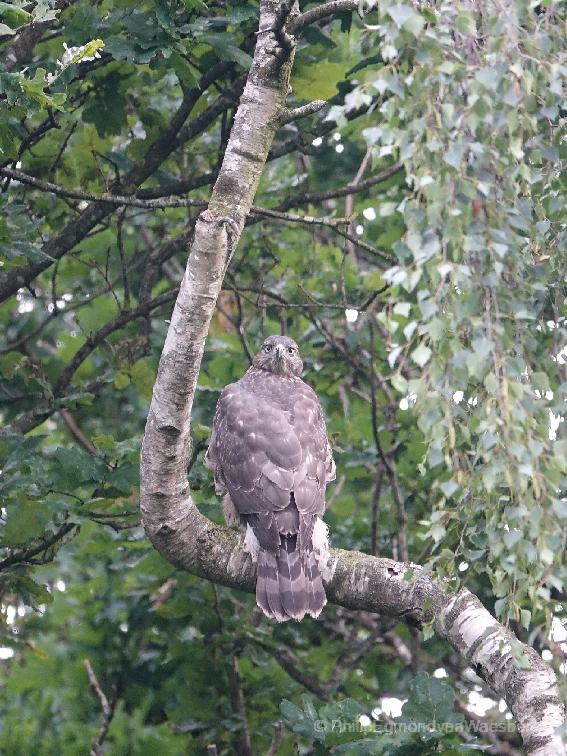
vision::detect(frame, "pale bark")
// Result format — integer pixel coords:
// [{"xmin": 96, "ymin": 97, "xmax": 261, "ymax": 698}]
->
[{"xmin": 139, "ymin": 3, "xmax": 566, "ymax": 754}]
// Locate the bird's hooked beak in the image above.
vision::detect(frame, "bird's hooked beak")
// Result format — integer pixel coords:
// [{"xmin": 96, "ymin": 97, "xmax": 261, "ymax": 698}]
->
[{"xmin": 274, "ymin": 344, "xmax": 286, "ymax": 360}]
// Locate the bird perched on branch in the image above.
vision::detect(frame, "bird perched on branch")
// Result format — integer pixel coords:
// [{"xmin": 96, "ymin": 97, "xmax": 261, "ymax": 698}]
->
[{"xmin": 205, "ymin": 335, "xmax": 335, "ymax": 622}]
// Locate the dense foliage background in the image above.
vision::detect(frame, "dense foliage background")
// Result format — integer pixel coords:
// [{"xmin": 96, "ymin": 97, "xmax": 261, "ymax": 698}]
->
[{"xmin": 0, "ymin": 0, "xmax": 565, "ymax": 753}]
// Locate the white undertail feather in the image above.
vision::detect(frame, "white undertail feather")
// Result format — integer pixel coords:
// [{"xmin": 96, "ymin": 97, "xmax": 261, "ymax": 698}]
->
[
  {"xmin": 312, "ymin": 517, "xmax": 332, "ymax": 580},
  {"xmin": 243, "ymin": 523, "xmax": 261, "ymax": 562}
]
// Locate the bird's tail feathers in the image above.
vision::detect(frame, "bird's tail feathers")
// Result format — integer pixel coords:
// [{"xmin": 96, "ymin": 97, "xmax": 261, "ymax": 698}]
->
[
  {"xmin": 303, "ymin": 549, "xmax": 327, "ymax": 619},
  {"xmin": 256, "ymin": 537, "xmax": 326, "ymax": 622}
]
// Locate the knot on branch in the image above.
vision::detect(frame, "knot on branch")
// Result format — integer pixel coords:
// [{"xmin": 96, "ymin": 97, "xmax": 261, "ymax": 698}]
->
[
  {"xmin": 259, "ymin": 0, "xmax": 298, "ymax": 63},
  {"xmin": 156, "ymin": 522, "xmax": 176, "ymax": 536},
  {"xmin": 158, "ymin": 423, "xmax": 181, "ymax": 438},
  {"xmin": 198, "ymin": 209, "xmax": 216, "ymax": 225}
]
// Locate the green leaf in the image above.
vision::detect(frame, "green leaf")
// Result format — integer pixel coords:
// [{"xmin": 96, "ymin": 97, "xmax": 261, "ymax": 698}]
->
[
  {"xmin": 475, "ymin": 66, "xmax": 503, "ymax": 90},
  {"xmin": 292, "ymin": 61, "xmax": 347, "ymax": 100},
  {"xmin": 280, "ymin": 697, "xmax": 326, "ymax": 743},
  {"xmin": 114, "ymin": 372, "xmax": 131, "ymax": 390},
  {"xmin": 19, "ymin": 69, "xmax": 66, "ymax": 110},
  {"xmin": 104, "ymin": 39, "xmax": 159, "ymax": 64},
  {"xmin": 520, "ymin": 608, "xmax": 531, "ymax": 629},
  {"xmin": 2, "ymin": 575, "xmax": 53, "ymax": 610},
  {"xmin": 0, "ymin": 2, "xmax": 31, "ymax": 29},
  {"xmin": 393, "ymin": 301, "xmax": 410, "ymax": 317},
  {"xmin": 440, "ymin": 479, "xmax": 459, "ymax": 498},
  {"xmin": 4, "ymin": 501, "xmax": 51, "ymax": 546},
  {"xmin": 391, "ymin": 373, "xmax": 408, "ymax": 393},
  {"xmin": 531, "ymin": 372, "xmax": 549, "ymax": 391},
  {"xmin": 386, "ymin": 5, "xmax": 424, "ymax": 35},
  {"xmin": 82, "ymin": 72, "xmax": 127, "ymax": 137},
  {"xmin": 411, "ymin": 344, "xmax": 432, "ymax": 367},
  {"xmin": 170, "ymin": 52, "xmax": 199, "ymax": 88},
  {"xmin": 400, "ymin": 672, "xmax": 464, "ymax": 729},
  {"xmin": 54, "ymin": 447, "xmax": 106, "ymax": 485},
  {"xmin": 456, "ymin": 12, "xmax": 476, "ymax": 36},
  {"xmin": 201, "ymin": 34, "xmax": 252, "ymax": 68}
]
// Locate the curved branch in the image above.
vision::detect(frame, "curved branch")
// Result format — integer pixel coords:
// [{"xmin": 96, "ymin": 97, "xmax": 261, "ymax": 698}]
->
[
  {"xmin": 139, "ymin": 3, "xmax": 565, "ymax": 755},
  {"xmin": 142, "ymin": 508, "xmax": 565, "ymax": 755}
]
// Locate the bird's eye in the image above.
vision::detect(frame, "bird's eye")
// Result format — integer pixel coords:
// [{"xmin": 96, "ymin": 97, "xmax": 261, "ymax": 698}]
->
[
  {"xmin": 265, "ymin": 345, "xmax": 272, "ymax": 352},
  {"xmin": 287, "ymin": 347, "xmax": 294, "ymax": 354}
]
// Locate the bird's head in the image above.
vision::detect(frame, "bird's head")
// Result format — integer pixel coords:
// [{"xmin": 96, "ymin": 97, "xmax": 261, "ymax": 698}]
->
[{"xmin": 252, "ymin": 336, "xmax": 303, "ymax": 377}]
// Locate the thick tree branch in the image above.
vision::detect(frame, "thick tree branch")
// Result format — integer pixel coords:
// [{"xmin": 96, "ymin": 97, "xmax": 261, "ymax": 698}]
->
[
  {"xmin": 140, "ymin": 0, "xmax": 300, "ymax": 542},
  {"xmin": 139, "ymin": 4, "xmax": 565, "ymax": 755},
  {"xmin": 142, "ymin": 512, "xmax": 567, "ymax": 756},
  {"xmin": 0, "ymin": 22, "xmax": 49, "ymax": 70}
]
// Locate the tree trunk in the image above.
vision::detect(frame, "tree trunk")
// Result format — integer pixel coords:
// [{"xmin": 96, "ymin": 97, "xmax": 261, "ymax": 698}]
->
[{"xmin": 139, "ymin": 3, "xmax": 566, "ymax": 754}]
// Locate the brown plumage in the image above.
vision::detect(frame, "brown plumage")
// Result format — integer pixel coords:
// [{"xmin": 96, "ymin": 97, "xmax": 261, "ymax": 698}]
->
[{"xmin": 204, "ymin": 335, "xmax": 335, "ymax": 621}]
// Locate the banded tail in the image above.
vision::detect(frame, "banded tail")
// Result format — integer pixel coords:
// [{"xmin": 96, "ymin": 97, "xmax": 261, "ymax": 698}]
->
[{"xmin": 256, "ymin": 535, "xmax": 326, "ymax": 622}]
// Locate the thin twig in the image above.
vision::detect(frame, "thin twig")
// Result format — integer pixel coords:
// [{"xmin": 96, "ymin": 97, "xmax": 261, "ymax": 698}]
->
[
  {"xmin": 370, "ymin": 464, "xmax": 384, "ymax": 556},
  {"xmin": 83, "ymin": 659, "xmax": 118, "ymax": 756},
  {"xmin": 266, "ymin": 721, "xmax": 284, "ymax": 756},
  {"xmin": 0, "ymin": 167, "xmax": 206, "ymax": 208},
  {"xmin": 253, "ymin": 205, "xmax": 350, "ymax": 227},
  {"xmin": 49, "ymin": 122, "xmax": 77, "ymax": 180},
  {"xmin": 58, "ymin": 408, "xmax": 101, "ymax": 457},
  {"xmin": 345, "ymin": 146, "xmax": 373, "ymax": 259},
  {"xmin": 294, "ymin": 161, "xmax": 402, "ymax": 203},
  {"xmin": 227, "ymin": 653, "xmax": 253, "ymax": 756},
  {"xmin": 2, "ymin": 167, "xmax": 353, "ymax": 229},
  {"xmin": 230, "ymin": 288, "xmax": 254, "ymax": 364},
  {"xmin": 116, "ymin": 208, "xmax": 130, "ymax": 310},
  {"xmin": 0, "ymin": 523, "xmax": 77, "ymax": 571},
  {"xmin": 332, "ymin": 225, "xmax": 393, "ymax": 263}
]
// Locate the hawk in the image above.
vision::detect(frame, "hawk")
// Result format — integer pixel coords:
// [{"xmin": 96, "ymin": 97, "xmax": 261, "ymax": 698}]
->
[{"xmin": 204, "ymin": 335, "xmax": 335, "ymax": 622}]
